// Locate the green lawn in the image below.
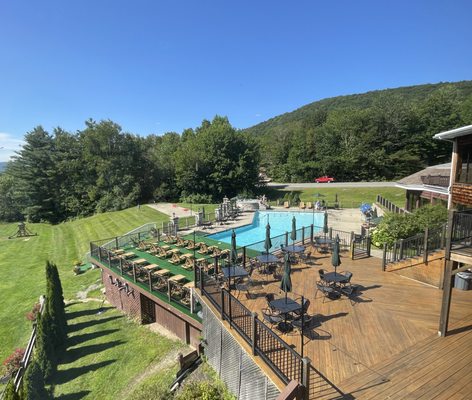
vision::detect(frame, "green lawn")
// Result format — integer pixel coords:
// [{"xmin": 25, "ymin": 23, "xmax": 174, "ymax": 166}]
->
[
  {"xmin": 52, "ymin": 301, "xmax": 185, "ymax": 399},
  {"xmin": 265, "ymin": 186, "xmax": 406, "ymax": 208},
  {"xmin": 0, "ymin": 206, "xmax": 169, "ymax": 363}
]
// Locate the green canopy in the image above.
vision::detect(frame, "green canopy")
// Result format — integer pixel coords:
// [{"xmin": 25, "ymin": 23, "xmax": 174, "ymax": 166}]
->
[
  {"xmin": 230, "ymin": 229, "xmax": 238, "ymax": 266},
  {"xmin": 331, "ymin": 234, "xmax": 341, "ymax": 273},
  {"xmin": 280, "ymin": 252, "xmax": 292, "ymax": 302},
  {"xmin": 290, "ymin": 216, "xmax": 297, "ymax": 243},
  {"xmin": 264, "ymin": 223, "xmax": 272, "ymax": 254},
  {"xmin": 323, "ymin": 211, "xmax": 329, "ymax": 234}
]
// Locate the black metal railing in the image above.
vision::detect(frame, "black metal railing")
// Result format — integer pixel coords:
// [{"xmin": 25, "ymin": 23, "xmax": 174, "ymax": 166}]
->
[
  {"xmin": 198, "ymin": 268, "xmax": 307, "ymax": 388},
  {"xmin": 451, "ymin": 210, "xmax": 472, "ymax": 243}
]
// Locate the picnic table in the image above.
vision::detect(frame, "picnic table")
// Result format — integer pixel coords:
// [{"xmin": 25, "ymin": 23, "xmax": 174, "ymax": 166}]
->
[
  {"xmin": 133, "ymin": 258, "xmax": 148, "ymax": 265},
  {"xmin": 168, "ymin": 274, "xmax": 186, "ymax": 282},
  {"xmin": 144, "ymin": 263, "xmax": 158, "ymax": 270}
]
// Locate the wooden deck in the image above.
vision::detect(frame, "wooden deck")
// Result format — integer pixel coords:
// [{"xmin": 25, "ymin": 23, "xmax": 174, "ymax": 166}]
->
[{"xmin": 236, "ymin": 246, "xmax": 472, "ymax": 399}]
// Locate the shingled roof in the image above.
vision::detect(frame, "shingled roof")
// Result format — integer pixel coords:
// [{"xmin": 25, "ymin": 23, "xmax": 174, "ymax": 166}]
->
[{"xmin": 397, "ymin": 163, "xmax": 451, "ymax": 186}]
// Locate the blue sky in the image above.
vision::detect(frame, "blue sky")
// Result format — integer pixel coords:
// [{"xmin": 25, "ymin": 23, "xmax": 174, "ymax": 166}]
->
[{"xmin": 1, "ymin": 0, "xmax": 472, "ymax": 161}]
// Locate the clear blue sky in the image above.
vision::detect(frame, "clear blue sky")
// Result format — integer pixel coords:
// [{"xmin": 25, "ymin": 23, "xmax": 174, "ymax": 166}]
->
[{"xmin": 1, "ymin": 0, "xmax": 472, "ymax": 161}]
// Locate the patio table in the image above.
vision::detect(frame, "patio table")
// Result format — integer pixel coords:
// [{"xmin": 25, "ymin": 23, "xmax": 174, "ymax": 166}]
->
[
  {"xmin": 323, "ymin": 272, "xmax": 347, "ymax": 284},
  {"xmin": 222, "ymin": 266, "xmax": 249, "ymax": 279},
  {"xmin": 283, "ymin": 245, "xmax": 305, "ymax": 253},
  {"xmin": 269, "ymin": 298, "xmax": 302, "ymax": 333},
  {"xmin": 144, "ymin": 263, "xmax": 158, "ymax": 270},
  {"xmin": 133, "ymin": 258, "xmax": 148, "ymax": 265},
  {"xmin": 153, "ymin": 268, "xmax": 170, "ymax": 276}
]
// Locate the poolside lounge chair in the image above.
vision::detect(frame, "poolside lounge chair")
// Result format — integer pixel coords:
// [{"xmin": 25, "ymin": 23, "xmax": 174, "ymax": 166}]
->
[
  {"xmin": 299, "ymin": 201, "xmax": 306, "ymax": 209},
  {"xmin": 169, "ymin": 252, "xmax": 182, "ymax": 265},
  {"xmin": 138, "ymin": 241, "xmax": 151, "ymax": 251},
  {"xmin": 283, "ymin": 201, "xmax": 290, "ymax": 208},
  {"xmin": 175, "ymin": 236, "xmax": 189, "ymax": 247},
  {"xmin": 198, "ymin": 243, "xmax": 209, "ymax": 255},
  {"xmin": 183, "ymin": 257, "xmax": 195, "ymax": 271},
  {"xmin": 306, "ymin": 201, "xmax": 313, "ymax": 209},
  {"xmin": 164, "ymin": 234, "xmax": 177, "ymax": 244}
]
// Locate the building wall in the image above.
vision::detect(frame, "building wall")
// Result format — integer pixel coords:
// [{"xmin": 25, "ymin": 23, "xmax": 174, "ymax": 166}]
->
[{"xmin": 101, "ymin": 268, "xmax": 201, "ymax": 347}]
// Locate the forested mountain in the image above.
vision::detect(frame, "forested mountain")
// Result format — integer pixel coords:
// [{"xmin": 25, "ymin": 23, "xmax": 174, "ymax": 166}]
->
[{"xmin": 243, "ymin": 81, "xmax": 472, "ymax": 182}]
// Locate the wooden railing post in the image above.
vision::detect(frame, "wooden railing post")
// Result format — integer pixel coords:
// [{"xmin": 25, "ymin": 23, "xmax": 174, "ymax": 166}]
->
[
  {"xmin": 382, "ymin": 243, "xmax": 387, "ymax": 271},
  {"xmin": 423, "ymin": 227, "xmax": 429, "ymax": 263},
  {"xmin": 302, "ymin": 357, "xmax": 311, "ymax": 400},
  {"xmin": 366, "ymin": 236, "xmax": 371, "ymax": 257},
  {"xmin": 251, "ymin": 312, "xmax": 258, "ymax": 356}
]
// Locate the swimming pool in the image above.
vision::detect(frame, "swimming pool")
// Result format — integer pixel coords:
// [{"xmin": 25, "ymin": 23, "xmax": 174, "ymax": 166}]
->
[{"xmin": 208, "ymin": 210, "xmax": 324, "ymax": 252}]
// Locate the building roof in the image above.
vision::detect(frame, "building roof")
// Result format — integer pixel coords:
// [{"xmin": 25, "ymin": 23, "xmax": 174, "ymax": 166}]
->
[
  {"xmin": 433, "ymin": 125, "xmax": 472, "ymax": 140},
  {"xmin": 396, "ymin": 163, "xmax": 450, "ymax": 195}
]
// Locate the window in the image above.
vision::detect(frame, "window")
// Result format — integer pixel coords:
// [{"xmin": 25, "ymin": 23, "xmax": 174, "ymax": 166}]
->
[{"xmin": 457, "ymin": 142, "xmax": 472, "ymax": 183}]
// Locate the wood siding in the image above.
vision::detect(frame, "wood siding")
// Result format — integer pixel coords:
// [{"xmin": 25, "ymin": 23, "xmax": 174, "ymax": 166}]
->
[{"xmin": 451, "ymin": 183, "xmax": 472, "ymax": 207}]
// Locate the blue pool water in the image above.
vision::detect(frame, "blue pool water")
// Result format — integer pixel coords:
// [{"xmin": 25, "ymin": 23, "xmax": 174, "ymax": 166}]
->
[{"xmin": 208, "ymin": 210, "xmax": 324, "ymax": 252}]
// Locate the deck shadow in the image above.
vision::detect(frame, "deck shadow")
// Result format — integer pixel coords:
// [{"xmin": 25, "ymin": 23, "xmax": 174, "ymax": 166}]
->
[
  {"xmin": 67, "ymin": 315, "xmax": 123, "ymax": 333},
  {"xmin": 61, "ymin": 340, "xmax": 125, "ymax": 364},
  {"xmin": 55, "ymin": 390, "xmax": 91, "ymax": 400},
  {"xmin": 53, "ymin": 360, "xmax": 116, "ymax": 385},
  {"xmin": 67, "ymin": 329, "xmax": 120, "ymax": 348},
  {"xmin": 67, "ymin": 306, "xmax": 113, "ymax": 320}
]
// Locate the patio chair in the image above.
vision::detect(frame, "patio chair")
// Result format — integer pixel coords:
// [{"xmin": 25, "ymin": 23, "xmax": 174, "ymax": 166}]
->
[
  {"xmin": 339, "ymin": 271, "xmax": 353, "ymax": 287},
  {"xmin": 261, "ymin": 308, "xmax": 283, "ymax": 329},
  {"xmin": 299, "ymin": 201, "xmax": 306, "ymax": 209},
  {"xmin": 318, "ymin": 269, "xmax": 327, "ymax": 283},
  {"xmin": 292, "ymin": 315, "xmax": 313, "ymax": 333},
  {"xmin": 293, "ymin": 298, "xmax": 311, "ymax": 318},
  {"xmin": 283, "ymin": 201, "xmax": 290, "ymax": 208},
  {"xmin": 265, "ymin": 293, "xmax": 275, "ymax": 310},
  {"xmin": 163, "ymin": 234, "xmax": 177, "ymax": 244},
  {"xmin": 306, "ymin": 201, "xmax": 313, "ymax": 209},
  {"xmin": 169, "ymin": 252, "xmax": 181, "ymax": 265},
  {"xmin": 235, "ymin": 277, "xmax": 252, "ymax": 299},
  {"xmin": 315, "ymin": 281, "xmax": 340, "ymax": 302}
]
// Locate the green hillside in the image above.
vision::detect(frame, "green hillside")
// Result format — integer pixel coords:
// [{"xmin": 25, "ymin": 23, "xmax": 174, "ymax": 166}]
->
[{"xmin": 243, "ymin": 81, "xmax": 472, "ymax": 182}]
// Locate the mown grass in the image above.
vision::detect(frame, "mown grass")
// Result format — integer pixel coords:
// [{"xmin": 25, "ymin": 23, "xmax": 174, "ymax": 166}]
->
[
  {"xmin": 0, "ymin": 206, "xmax": 168, "ymax": 363},
  {"xmin": 52, "ymin": 302, "xmax": 185, "ymax": 399},
  {"xmin": 265, "ymin": 187, "xmax": 406, "ymax": 208}
]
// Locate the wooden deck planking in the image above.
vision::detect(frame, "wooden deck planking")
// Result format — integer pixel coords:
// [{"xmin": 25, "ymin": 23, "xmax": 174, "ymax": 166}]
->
[{"xmin": 235, "ymin": 245, "xmax": 472, "ymax": 398}]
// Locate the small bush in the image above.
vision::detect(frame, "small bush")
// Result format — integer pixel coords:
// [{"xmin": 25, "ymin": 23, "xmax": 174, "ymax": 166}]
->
[
  {"xmin": 2, "ymin": 349, "xmax": 25, "ymax": 376},
  {"xmin": 180, "ymin": 193, "xmax": 213, "ymax": 204},
  {"xmin": 176, "ymin": 381, "xmax": 233, "ymax": 400}
]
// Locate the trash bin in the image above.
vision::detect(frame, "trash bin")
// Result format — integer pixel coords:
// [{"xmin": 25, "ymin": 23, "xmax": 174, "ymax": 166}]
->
[{"xmin": 454, "ymin": 272, "xmax": 472, "ymax": 290}]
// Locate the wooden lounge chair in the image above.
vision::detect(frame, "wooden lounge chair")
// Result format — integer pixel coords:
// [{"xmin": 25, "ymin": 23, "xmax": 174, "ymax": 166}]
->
[
  {"xmin": 163, "ymin": 234, "xmax": 177, "ymax": 244},
  {"xmin": 183, "ymin": 257, "xmax": 195, "ymax": 271},
  {"xmin": 169, "ymin": 252, "xmax": 182, "ymax": 265},
  {"xmin": 306, "ymin": 201, "xmax": 313, "ymax": 209},
  {"xmin": 138, "ymin": 241, "xmax": 151, "ymax": 251},
  {"xmin": 219, "ymin": 249, "xmax": 230, "ymax": 258},
  {"xmin": 186, "ymin": 240, "xmax": 201, "ymax": 250},
  {"xmin": 299, "ymin": 201, "xmax": 306, "ymax": 209},
  {"xmin": 175, "ymin": 236, "xmax": 189, "ymax": 247},
  {"xmin": 283, "ymin": 201, "xmax": 290, "ymax": 208},
  {"xmin": 198, "ymin": 243, "xmax": 209, "ymax": 255},
  {"xmin": 210, "ymin": 247, "xmax": 221, "ymax": 257}
]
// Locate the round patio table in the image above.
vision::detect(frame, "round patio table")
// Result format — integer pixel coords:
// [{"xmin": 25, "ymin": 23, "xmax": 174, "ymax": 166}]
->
[{"xmin": 283, "ymin": 245, "xmax": 305, "ymax": 253}]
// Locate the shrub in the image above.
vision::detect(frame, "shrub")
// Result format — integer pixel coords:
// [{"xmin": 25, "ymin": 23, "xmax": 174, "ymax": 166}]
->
[
  {"xmin": 3, "ymin": 380, "xmax": 20, "ymax": 400},
  {"xmin": 180, "ymin": 193, "xmax": 213, "ymax": 204},
  {"xmin": 2, "ymin": 349, "xmax": 25, "ymax": 376},
  {"xmin": 25, "ymin": 303, "xmax": 41, "ymax": 322},
  {"xmin": 176, "ymin": 381, "xmax": 233, "ymax": 400},
  {"xmin": 22, "ymin": 360, "xmax": 50, "ymax": 400},
  {"xmin": 372, "ymin": 205, "xmax": 447, "ymax": 248}
]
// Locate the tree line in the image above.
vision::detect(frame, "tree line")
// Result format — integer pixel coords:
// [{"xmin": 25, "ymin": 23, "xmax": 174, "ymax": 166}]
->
[
  {"xmin": 0, "ymin": 116, "xmax": 260, "ymax": 223},
  {"xmin": 245, "ymin": 83, "xmax": 472, "ymax": 182},
  {"xmin": 1, "ymin": 82, "xmax": 472, "ymax": 224}
]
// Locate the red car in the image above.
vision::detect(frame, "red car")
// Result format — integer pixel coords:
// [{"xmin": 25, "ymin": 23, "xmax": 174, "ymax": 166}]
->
[{"xmin": 314, "ymin": 175, "xmax": 335, "ymax": 183}]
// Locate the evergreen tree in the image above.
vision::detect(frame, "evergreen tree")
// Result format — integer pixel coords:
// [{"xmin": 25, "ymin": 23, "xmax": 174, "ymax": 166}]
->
[
  {"xmin": 45, "ymin": 261, "xmax": 67, "ymax": 347},
  {"xmin": 22, "ymin": 360, "xmax": 50, "ymax": 400},
  {"xmin": 3, "ymin": 380, "xmax": 20, "ymax": 400},
  {"xmin": 35, "ymin": 311, "xmax": 56, "ymax": 381}
]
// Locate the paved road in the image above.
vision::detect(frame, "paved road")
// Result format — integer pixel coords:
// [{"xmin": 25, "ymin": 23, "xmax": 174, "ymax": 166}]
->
[{"xmin": 267, "ymin": 181, "xmax": 397, "ymax": 189}]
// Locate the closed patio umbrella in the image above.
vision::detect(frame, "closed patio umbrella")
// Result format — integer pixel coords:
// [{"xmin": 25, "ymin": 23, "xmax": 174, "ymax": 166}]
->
[
  {"xmin": 280, "ymin": 252, "xmax": 292, "ymax": 303},
  {"xmin": 331, "ymin": 234, "xmax": 341, "ymax": 275},
  {"xmin": 291, "ymin": 216, "xmax": 297, "ymax": 245},
  {"xmin": 323, "ymin": 211, "xmax": 329, "ymax": 237},
  {"xmin": 230, "ymin": 229, "xmax": 237, "ymax": 266},
  {"xmin": 264, "ymin": 223, "xmax": 272, "ymax": 255}
]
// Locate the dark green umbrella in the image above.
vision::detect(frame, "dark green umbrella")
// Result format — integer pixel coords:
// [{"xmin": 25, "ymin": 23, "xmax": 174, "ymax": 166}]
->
[
  {"xmin": 331, "ymin": 234, "xmax": 341, "ymax": 275},
  {"xmin": 280, "ymin": 252, "xmax": 292, "ymax": 302},
  {"xmin": 230, "ymin": 229, "xmax": 238, "ymax": 266},
  {"xmin": 264, "ymin": 223, "xmax": 272, "ymax": 255},
  {"xmin": 323, "ymin": 211, "xmax": 329, "ymax": 235},
  {"xmin": 290, "ymin": 216, "xmax": 297, "ymax": 245}
]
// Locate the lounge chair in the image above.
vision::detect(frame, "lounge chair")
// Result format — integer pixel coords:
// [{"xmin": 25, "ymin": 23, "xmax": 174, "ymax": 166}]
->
[
  {"xmin": 163, "ymin": 234, "xmax": 177, "ymax": 244},
  {"xmin": 138, "ymin": 241, "xmax": 151, "ymax": 251},
  {"xmin": 283, "ymin": 201, "xmax": 290, "ymax": 208},
  {"xmin": 169, "ymin": 252, "xmax": 182, "ymax": 265},
  {"xmin": 175, "ymin": 237, "xmax": 189, "ymax": 247},
  {"xmin": 183, "ymin": 257, "xmax": 195, "ymax": 271},
  {"xmin": 306, "ymin": 201, "xmax": 313, "ymax": 209},
  {"xmin": 299, "ymin": 201, "xmax": 306, "ymax": 209},
  {"xmin": 198, "ymin": 243, "xmax": 209, "ymax": 255}
]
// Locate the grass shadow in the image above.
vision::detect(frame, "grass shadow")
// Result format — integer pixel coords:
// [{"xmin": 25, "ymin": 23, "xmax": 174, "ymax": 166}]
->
[
  {"xmin": 67, "ymin": 315, "xmax": 123, "ymax": 333},
  {"xmin": 61, "ymin": 340, "xmax": 125, "ymax": 364},
  {"xmin": 67, "ymin": 329, "xmax": 120, "ymax": 348},
  {"xmin": 55, "ymin": 390, "xmax": 91, "ymax": 400},
  {"xmin": 67, "ymin": 306, "xmax": 113, "ymax": 320},
  {"xmin": 53, "ymin": 360, "xmax": 116, "ymax": 385}
]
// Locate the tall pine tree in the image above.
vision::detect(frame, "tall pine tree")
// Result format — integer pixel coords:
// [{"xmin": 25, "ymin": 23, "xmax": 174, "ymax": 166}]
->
[
  {"xmin": 45, "ymin": 261, "xmax": 67, "ymax": 348},
  {"xmin": 22, "ymin": 360, "xmax": 50, "ymax": 400},
  {"xmin": 3, "ymin": 380, "xmax": 20, "ymax": 400},
  {"xmin": 35, "ymin": 311, "xmax": 56, "ymax": 381}
]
